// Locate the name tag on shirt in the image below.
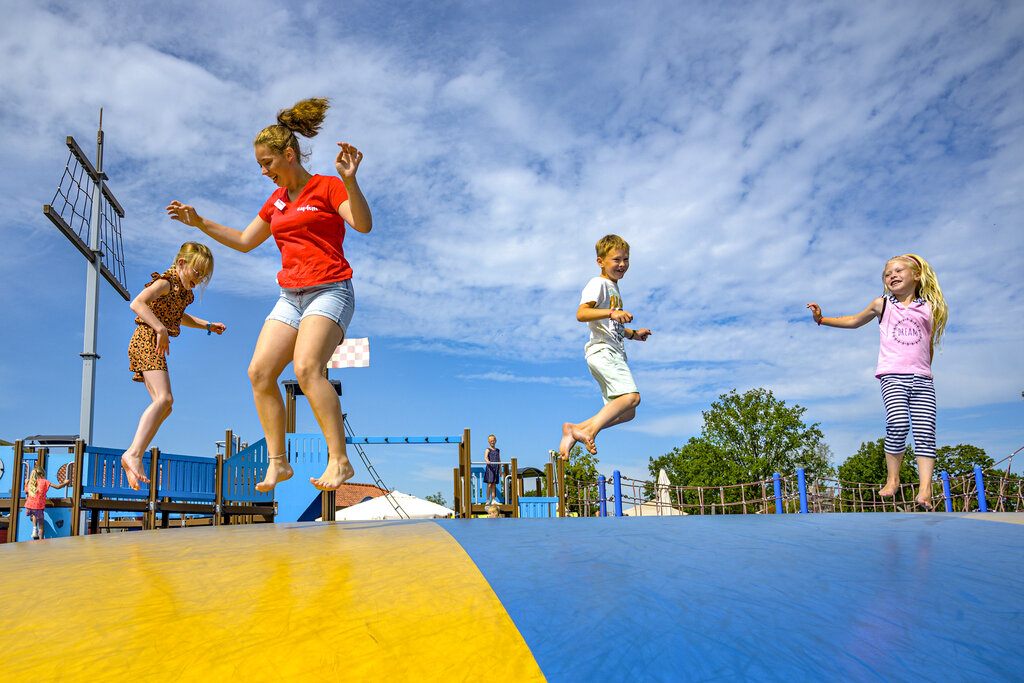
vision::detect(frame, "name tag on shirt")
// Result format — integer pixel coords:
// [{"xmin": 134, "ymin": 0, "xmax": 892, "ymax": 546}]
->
[{"xmin": 274, "ymin": 199, "xmax": 286, "ymax": 211}]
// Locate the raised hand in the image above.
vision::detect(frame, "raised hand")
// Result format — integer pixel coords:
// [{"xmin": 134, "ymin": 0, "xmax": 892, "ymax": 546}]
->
[
  {"xmin": 806, "ymin": 302, "xmax": 822, "ymax": 323},
  {"xmin": 335, "ymin": 142, "xmax": 363, "ymax": 178},
  {"xmin": 166, "ymin": 201, "xmax": 201, "ymax": 228}
]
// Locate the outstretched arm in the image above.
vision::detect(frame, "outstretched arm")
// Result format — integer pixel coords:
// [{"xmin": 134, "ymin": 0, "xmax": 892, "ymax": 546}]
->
[
  {"xmin": 625, "ymin": 328, "xmax": 652, "ymax": 341},
  {"xmin": 335, "ymin": 143, "xmax": 372, "ymax": 234},
  {"xmin": 180, "ymin": 313, "xmax": 226, "ymax": 335},
  {"xmin": 166, "ymin": 202, "xmax": 272, "ymax": 253},
  {"xmin": 807, "ymin": 298, "xmax": 884, "ymax": 329}
]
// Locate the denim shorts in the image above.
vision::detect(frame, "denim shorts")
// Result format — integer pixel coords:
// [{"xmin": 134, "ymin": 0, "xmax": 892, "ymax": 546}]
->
[{"xmin": 266, "ymin": 279, "xmax": 355, "ymax": 333}]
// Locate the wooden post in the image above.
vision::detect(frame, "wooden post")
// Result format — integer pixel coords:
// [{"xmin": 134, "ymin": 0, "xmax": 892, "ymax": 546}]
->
[
  {"xmin": 557, "ymin": 457, "xmax": 565, "ymax": 518},
  {"xmin": 510, "ymin": 457, "xmax": 519, "ymax": 518},
  {"xmin": 215, "ymin": 430, "xmax": 230, "ymax": 527},
  {"xmin": 71, "ymin": 440, "xmax": 84, "ymax": 536},
  {"xmin": 285, "ymin": 383, "xmax": 297, "ymax": 434},
  {"xmin": 452, "ymin": 467, "xmax": 461, "ymax": 519},
  {"xmin": 9, "ymin": 440, "xmax": 24, "ymax": 543},
  {"xmin": 461, "ymin": 429, "xmax": 472, "ymax": 518},
  {"xmin": 146, "ymin": 447, "xmax": 159, "ymax": 530},
  {"xmin": 545, "ymin": 463, "xmax": 554, "ymax": 496}
]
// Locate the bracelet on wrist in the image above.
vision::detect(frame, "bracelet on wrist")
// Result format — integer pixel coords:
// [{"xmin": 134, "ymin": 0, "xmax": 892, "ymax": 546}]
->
[{"xmin": 206, "ymin": 323, "xmax": 212, "ymax": 335}]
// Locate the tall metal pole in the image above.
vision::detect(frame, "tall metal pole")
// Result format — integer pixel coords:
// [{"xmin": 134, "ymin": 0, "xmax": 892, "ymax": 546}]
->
[{"xmin": 80, "ymin": 110, "xmax": 104, "ymax": 444}]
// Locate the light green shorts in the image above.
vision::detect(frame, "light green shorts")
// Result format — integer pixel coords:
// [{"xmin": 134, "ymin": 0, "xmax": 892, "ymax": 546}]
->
[{"xmin": 586, "ymin": 346, "xmax": 639, "ymax": 404}]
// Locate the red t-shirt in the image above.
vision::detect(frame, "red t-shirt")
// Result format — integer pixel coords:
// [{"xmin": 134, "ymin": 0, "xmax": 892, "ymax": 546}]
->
[
  {"xmin": 258, "ymin": 175, "xmax": 352, "ymax": 288},
  {"xmin": 24, "ymin": 478, "xmax": 51, "ymax": 510}
]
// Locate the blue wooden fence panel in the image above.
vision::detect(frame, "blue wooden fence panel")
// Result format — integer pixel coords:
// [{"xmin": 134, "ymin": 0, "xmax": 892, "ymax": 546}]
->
[{"xmin": 519, "ymin": 497, "xmax": 558, "ymax": 518}]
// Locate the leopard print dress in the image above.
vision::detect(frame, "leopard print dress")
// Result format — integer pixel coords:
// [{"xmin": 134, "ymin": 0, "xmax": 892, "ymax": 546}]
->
[{"xmin": 127, "ymin": 269, "xmax": 194, "ymax": 382}]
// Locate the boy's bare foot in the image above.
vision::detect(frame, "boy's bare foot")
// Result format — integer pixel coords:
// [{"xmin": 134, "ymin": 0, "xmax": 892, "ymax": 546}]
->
[
  {"xmin": 256, "ymin": 456, "xmax": 293, "ymax": 492},
  {"xmin": 120, "ymin": 453, "xmax": 149, "ymax": 491},
  {"xmin": 572, "ymin": 426, "xmax": 597, "ymax": 455},
  {"xmin": 311, "ymin": 457, "xmax": 355, "ymax": 491},
  {"xmin": 559, "ymin": 423, "xmax": 576, "ymax": 460},
  {"xmin": 878, "ymin": 483, "xmax": 898, "ymax": 498}
]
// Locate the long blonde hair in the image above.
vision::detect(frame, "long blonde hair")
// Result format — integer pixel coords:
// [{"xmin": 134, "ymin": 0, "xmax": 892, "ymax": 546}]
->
[
  {"xmin": 883, "ymin": 254, "xmax": 948, "ymax": 348},
  {"xmin": 27, "ymin": 462, "xmax": 45, "ymax": 497}
]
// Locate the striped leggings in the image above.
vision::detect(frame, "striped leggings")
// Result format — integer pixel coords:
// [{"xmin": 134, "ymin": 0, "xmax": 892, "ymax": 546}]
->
[{"xmin": 879, "ymin": 374, "xmax": 936, "ymax": 458}]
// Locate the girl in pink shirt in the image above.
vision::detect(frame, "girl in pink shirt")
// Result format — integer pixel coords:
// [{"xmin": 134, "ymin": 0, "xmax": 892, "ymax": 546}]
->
[
  {"xmin": 807, "ymin": 254, "xmax": 948, "ymax": 510},
  {"xmin": 23, "ymin": 463, "xmax": 70, "ymax": 540}
]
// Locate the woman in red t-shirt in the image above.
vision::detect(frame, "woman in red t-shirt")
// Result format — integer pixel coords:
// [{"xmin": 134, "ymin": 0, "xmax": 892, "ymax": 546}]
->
[{"xmin": 166, "ymin": 97, "xmax": 372, "ymax": 493}]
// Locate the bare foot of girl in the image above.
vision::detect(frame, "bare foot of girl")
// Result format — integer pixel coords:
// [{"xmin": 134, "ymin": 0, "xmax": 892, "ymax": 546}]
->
[
  {"xmin": 310, "ymin": 457, "xmax": 355, "ymax": 491},
  {"xmin": 915, "ymin": 495, "xmax": 934, "ymax": 511},
  {"xmin": 256, "ymin": 457, "xmax": 294, "ymax": 492},
  {"xmin": 120, "ymin": 453, "xmax": 150, "ymax": 491},
  {"xmin": 559, "ymin": 423, "xmax": 577, "ymax": 460},
  {"xmin": 572, "ymin": 426, "xmax": 597, "ymax": 455},
  {"xmin": 878, "ymin": 483, "xmax": 898, "ymax": 498}
]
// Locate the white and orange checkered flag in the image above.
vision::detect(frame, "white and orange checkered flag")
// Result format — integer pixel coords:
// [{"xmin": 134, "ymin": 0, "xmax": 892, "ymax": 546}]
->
[{"xmin": 327, "ymin": 337, "xmax": 370, "ymax": 368}]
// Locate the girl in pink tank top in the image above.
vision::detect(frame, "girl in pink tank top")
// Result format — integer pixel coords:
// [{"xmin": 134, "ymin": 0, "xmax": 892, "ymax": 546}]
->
[{"xmin": 807, "ymin": 254, "xmax": 948, "ymax": 510}]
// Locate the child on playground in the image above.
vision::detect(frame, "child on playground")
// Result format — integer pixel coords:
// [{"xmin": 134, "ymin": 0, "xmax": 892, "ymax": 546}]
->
[
  {"xmin": 807, "ymin": 254, "xmax": 948, "ymax": 510},
  {"xmin": 484, "ymin": 434, "xmax": 501, "ymax": 504},
  {"xmin": 23, "ymin": 462, "xmax": 69, "ymax": 540},
  {"xmin": 559, "ymin": 235, "xmax": 651, "ymax": 459},
  {"xmin": 121, "ymin": 242, "xmax": 225, "ymax": 490}
]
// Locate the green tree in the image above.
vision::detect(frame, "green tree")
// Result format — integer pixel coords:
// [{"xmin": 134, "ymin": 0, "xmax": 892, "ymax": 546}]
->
[
  {"xmin": 562, "ymin": 444, "xmax": 600, "ymax": 515},
  {"xmin": 648, "ymin": 437, "xmax": 748, "ymax": 510},
  {"xmin": 425, "ymin": 491, "xmax": 447, "ymax": 508},
  {"xmin": 701, "ymin": 388, "xmax": 827, "ymax": 481},
  {"xmin": 934, "ymin": 444, "xmax": 993, "ymax": 477}
]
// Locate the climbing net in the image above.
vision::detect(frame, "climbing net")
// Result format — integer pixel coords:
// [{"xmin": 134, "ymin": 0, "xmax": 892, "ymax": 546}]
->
[
  {"xmin": 567, "ymin": 446, "xmax": 1024, "ymax": 516},
  {"xmin": 45, "ymin": 138, "xmax": 129, "ymax": 298}
]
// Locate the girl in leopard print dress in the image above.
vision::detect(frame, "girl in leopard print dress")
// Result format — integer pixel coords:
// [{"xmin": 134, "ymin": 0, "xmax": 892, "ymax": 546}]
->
[{"xmin": 121, "ymin": 242, "xmax": 226, "ymax": 490}]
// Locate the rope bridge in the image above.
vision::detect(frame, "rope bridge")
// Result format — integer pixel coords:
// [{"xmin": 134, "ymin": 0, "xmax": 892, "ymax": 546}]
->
[{"xmin": 568, "ymin": 445, "xmax": 1024, "ymax": 517}]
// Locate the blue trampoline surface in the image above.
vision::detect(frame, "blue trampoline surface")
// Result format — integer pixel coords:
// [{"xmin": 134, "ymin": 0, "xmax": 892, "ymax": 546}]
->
[{"xmin": 443, "ymin": 513, "xmax": 1024, "ymax": 681}]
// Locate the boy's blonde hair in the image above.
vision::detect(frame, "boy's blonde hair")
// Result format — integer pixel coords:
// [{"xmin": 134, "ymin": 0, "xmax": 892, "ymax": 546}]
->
[
  {"xmin": 253, "ymin": 97, "xmax": 330, "ymax": 162},
  {"xmin": 883, "ymin": 254, "xmax": 948, "ymax": 348},
  {"xmin": 595, "ymin": 234, "xmax": 630, "ymax": 258},
  {"xmin": 175, "ymin": 242, "xmax": 214, "ymax": 288}
]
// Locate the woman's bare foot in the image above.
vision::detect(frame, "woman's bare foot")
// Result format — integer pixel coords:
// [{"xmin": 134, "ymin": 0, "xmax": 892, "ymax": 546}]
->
[
  {"xmin": 559, "ymin": 423, "xmax": 577, "ymax": 460},
  {"xmin": 572, "ymin": 425, "xmax": 597, "ymax": 455},
  {"xmin": 256, "ymin": 456, "xmax": 293, "ymax": 492},
  {"xmin": 878, "ymin": 483, "xmax": 898, "ymax": 498},
  {"xmin": 311, "ymin": 457, "xmax": 355, "ymax": 491},
  {"xmin": 120, "ymin": 453, "xmax": 150, "ymax": 491}
]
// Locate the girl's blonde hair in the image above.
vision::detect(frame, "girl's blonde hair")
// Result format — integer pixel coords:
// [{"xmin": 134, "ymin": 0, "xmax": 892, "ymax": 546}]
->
[
  {"xmin": 175, "ymin": 242, "xmax": 214, "ymax": 289},
  {"xmin": 883, "ymin": 253, "xmax": 948, "ymax": 348},
  {"xmin": 253, "ymin": 97, "xmax": 330, "ymax": 162},
  {"xmin": 27, "ymin": 462, "xmax": 45, "ymax": 497}
]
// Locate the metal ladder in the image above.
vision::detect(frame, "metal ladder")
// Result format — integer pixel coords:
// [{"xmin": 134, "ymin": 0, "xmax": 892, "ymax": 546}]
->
[{"xmin": 344, "ymin": 414, "xmax": 408, "ymax": 519}]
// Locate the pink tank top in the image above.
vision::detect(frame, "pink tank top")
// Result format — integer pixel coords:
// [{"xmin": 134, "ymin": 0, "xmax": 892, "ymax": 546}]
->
[{"xmin": 876, "ymin": 297, "xmax": 933, "ymax": 378}]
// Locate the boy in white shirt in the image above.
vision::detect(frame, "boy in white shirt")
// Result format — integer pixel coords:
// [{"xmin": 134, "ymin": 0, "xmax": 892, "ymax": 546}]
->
[{"xmin": 559, "ymin": 234, "xmax": 651, "ymax": 458}]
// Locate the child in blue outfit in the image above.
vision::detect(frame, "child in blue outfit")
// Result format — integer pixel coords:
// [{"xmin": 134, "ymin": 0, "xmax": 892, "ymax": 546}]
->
[{"xmin": 559, "ymin": 234, "xmax": 651, "ymax": 458}]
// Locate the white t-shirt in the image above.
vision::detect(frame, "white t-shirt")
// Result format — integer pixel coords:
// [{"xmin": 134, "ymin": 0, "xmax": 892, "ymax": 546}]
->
[{"xmin": 580, "ymin": 276, "xmax": 626, "ymax": 359}]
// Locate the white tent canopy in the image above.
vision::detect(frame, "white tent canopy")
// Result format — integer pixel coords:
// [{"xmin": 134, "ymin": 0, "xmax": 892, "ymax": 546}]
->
[
  {"xmin": 332, "ymin": 491, "xmax": 454, "ymax": 521},
  {"xmin": 623, "ymin": 469, "xmax": 687, "ymax": 516}
]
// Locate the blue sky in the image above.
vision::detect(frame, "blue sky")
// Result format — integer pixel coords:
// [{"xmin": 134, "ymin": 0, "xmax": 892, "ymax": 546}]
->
[{"xmin": 1, "ymin": 0, "xmax": 1022, "ymax": 502}]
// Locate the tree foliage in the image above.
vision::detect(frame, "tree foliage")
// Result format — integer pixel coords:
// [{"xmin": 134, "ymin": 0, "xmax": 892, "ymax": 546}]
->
[
  {"xmin": 700, "ymin": 388, "xmax": 828, "ymax": 481},
  {"xmin": 563, "ymin": 444, "xmax": 600, "ymax": 515},
  {"xmin": 425, "ymin": 491, "xmax": 448, "ymax": 508},
  {"xmin": 934, "ymin": 444, "xmax": 993, "ymax": 477}
]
